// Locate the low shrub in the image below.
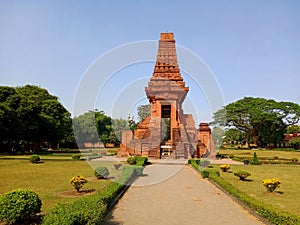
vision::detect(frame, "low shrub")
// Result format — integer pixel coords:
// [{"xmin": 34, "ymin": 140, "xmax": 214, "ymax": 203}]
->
[
  {"xmin": 127, "ymin": 156, "xmax": 148, "ymax": 166},
  {"xmin": 234, "ymin": 170, "xmax": 251, "ymax": 180},
  {"xmin": 0, "ymin": 189, "xmax": 42, "ymax": 224},
  {"xmin": 127, "ymin": 156, "xmax": 137, "ymax": 165},
  {"xmin": 71, "ymin": 154, "xmax": 81, "ymax": 160},
  {"xmin": 29, "ymin": 155, "xmax": 40, "ymax": 164},
  {"xmin": 42, "ymin": 196, "xmax": 106, "ymax": 225},
  {"xmin": 135, "ymin": 156, "xmax": 148, "ymax": 166},
  {"xmin": 134, "ymin": 166, "xmax": 144, "ymax": 176},
  {"xmin": 70, "ymin": 175, "xmax": 88, "ymax": 192},
  {"xmin": 94, "ymin": 166, "xmax": 110, "ymax": 179},
  {"xmin": 262, "ymin": 178, "xmax": 281, "ymax": 192},
  {"xmin": 201, "ymin": 170, "xmax": 210, "ymax": 178},
  {"xmin": 194, "ymin": 159, "xmax": 210, "ymax": 167},
  {"xmin": 219, "ymin": 164, "xmax": 230, "ymax": 172},
  {"xmin": 113, "ymin": 161, "xmax": 123, "ymax": 170},
  {"xmin": 228, "ymin": 154, "xmax": 234, "ymax": 159}
]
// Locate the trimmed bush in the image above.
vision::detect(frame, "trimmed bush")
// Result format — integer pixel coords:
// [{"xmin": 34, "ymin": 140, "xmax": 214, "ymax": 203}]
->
[
  {"xmin": 127, "ymin": 156, "xmax": 137, "ymax": 165},
  {"xmin": 262, "ymin": 178, "xmax": 281, "ymax": 192},
  {"xmin": 94, "ymin": 166, "xmax": 109, "ymax": 179},
  {"xmin": 29, "ymin": 155, "xmax": 40, "ymax": 163},
  {"xmin": 234, "ymin": 170, "xmax": 251, "ymax": 180},
  {"xmin": 71, "ymin": 154, "xmax": 81, "ymax": 160},
  {"xmin": 70, "ymin": 175, "xmax": 88, "ymax": 192},
  {"xmin": 113, "ymin": 162, "xmax": 123, "ymax": 170},
  {"xmin": 134, "ymin": 166, "xmax": 144, "ymax": 176},
  {"xmin": 135, "ymin": 156, "xmax": 148, "ymax": 166},
  {"xmin": 195, "ymin": 159, "xmax": 211, "ymax": 167},
  {"xmin": 201, "ymin": 170, "xmax": 210, "ymax": 178},
  {"xmin": 219, "ymin": 164, "xmax": 230, "ymax": 172},
  {"xmin": 42, "ymin": 197, "xmax": 106, "ymax": 225},
  {"xmin": 0, "ymin": 189, "xmax": 42, "ymax": 224},
  {"xmin": 127, "ymin": 156, "xmax": 148, "ymax": 166}
]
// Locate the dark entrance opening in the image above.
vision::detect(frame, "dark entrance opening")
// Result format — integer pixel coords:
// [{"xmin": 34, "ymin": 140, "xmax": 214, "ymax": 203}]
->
[{"xmin": 161, "ymin": 105, "xmax": 171, "ymax": 143}]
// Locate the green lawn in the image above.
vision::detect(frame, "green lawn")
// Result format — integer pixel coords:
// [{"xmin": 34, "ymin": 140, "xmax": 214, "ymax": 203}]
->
[
  {"xmin": 216, "ymin": 164, "xmax": 300, "ymax": 216},
  {"xmin": 219, "ymin": 149, "xmax": 300, "ymax": 160},
  {"xmin": 0, "ymin": 159, "xmax": 123, "ymax": 213}
]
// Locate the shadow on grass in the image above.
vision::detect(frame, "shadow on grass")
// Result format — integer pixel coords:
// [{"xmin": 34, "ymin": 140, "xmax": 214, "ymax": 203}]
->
[
  {"xmin": 240, "ymin": 178, "xmax": 253, "ymax": 182},
  {"xmin": 275, "ymin": 191, "xmax": 284, "ymax": 195},
  {"xmin": 80, "ymin": 189, "xmax": 96, "ymax": 194}
]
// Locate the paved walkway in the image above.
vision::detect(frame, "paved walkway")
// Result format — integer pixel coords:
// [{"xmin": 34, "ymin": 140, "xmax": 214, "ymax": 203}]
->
[{"xmin": 104, "ymin": 165, "xmax": 265, "ymax": 225}]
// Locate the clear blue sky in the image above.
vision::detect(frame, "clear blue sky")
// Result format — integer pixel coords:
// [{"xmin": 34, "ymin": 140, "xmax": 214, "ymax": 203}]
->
[{"xmin": 1, "ymin": 0, "xmax": 300, "ymax": 123}]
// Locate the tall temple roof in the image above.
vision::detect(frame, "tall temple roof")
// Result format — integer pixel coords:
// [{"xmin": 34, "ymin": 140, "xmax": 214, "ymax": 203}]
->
[
  {"xmin": 146, "ymin": 32, "xmax": 189, "ymax": 102},
  {"xmin": 151, "ymin": 32, "xmax": 183, "ymax": 81}
]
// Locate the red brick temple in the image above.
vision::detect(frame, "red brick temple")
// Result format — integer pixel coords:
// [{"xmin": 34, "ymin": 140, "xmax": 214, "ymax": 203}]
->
[{"xmin": 117, "ymin": 33, "xmax": 215, "ymax": 159}]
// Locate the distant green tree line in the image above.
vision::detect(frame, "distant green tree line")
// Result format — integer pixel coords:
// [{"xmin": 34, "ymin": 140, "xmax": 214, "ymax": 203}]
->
[{"xmin": 212, "ymin": 97, "xmax": 300, "ymax": 148}]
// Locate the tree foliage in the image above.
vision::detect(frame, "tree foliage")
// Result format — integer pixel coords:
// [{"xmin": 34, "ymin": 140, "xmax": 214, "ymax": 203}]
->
[
  {"xmin": 73, "ymin": 111, "xmax": 138, "ymax": 146},
  {"xmin": 0, "ymin": 85, "xmax": 71, "ymax": 152},
  {"xmin": 137, "ymin": 104, "xmax": 150, "ymax": 122},
  {"xmin": 212, "ymin": 97, "xmax": 300, "ymax": 148},
  {"xmin": 286, "ymin": 125, "xmax": 300, "ymax": 134}
]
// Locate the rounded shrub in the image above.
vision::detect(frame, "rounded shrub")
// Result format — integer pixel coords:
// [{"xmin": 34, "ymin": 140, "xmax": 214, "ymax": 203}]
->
[
  {"xmin": 262, "ymin": 178, "xmax": 281, "ymax": 192},
  {"xmin": 94, "ymin": 166, "xmax": 109, "ymax": 179},
  {"xmin": 0, "ymin": 189, "xmax": 42, "ymax": 224},
  {"xmin": 29, "ymin": 155, "xmax": 40, "ymax": 164},
  {"xmin": 234, "ymin": 170, "xmax": 251, "ymax": 180},
  {"xmin": 219, "ymin": 164, "xmax": 230, "ymax": 172},
  {"xmin": 70, "ymin": 175, "xmax": 88, "ymax": 192}
]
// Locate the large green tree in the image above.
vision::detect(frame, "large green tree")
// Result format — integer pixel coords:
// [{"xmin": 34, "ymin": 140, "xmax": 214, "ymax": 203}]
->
[
  {"xmin": 0, "ymin": 85, "xmax": 71, "ymax": 151},
  {"xmin": 73, "ymin": 111, "xmax": 135, "ymax": 147},
  {"xmin": 212, "ymin": 97, "xmax": 300, "ymax": 148}
]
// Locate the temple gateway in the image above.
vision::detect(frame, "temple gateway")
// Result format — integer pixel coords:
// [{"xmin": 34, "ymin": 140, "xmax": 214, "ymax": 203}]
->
[{"xmin": 117, "ymin": 33, "xmax": 214, "ymax": 159}]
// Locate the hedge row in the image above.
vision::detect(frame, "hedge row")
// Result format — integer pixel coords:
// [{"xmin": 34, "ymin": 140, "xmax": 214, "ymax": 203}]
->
[
  {"xmin": 127, "ymin": 156, "xmax": 148, "ymax": 166},
  {"xmin": 42, "ymin": 165, "xmax": 140, "ymax": 225},
  {"xmin": 189, "ymin": 159, "xmax": 300, "ymax": 225}
]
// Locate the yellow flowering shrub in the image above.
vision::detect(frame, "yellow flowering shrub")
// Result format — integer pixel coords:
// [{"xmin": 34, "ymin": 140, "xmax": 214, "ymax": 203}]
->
[
  {"xmin": 219, "ymin": 164, "xmax": 230, "ymax": 172},
  {"xmin": 70, "ymin": 175, "xmax": 88, "ymax": 192},
  {"xmin": 262, "ymin": 178, "xmax": 281, "ymax": 192}
]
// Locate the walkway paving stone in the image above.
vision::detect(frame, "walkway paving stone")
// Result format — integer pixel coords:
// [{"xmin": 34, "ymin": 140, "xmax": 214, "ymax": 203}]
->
[{"xmin": 104, "ymin": 164, "xmax": 265, "ymax": 225}]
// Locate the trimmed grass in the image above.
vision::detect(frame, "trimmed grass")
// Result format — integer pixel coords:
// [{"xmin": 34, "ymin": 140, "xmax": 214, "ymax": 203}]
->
[
  {"xmin": 217, "ymin": 164, "xmax": 300, "ymax": 216},
  {"xmin": 0, "ymin": 159, "xmax": 124, "ymax": 213}
]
